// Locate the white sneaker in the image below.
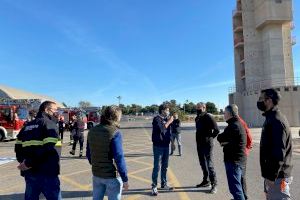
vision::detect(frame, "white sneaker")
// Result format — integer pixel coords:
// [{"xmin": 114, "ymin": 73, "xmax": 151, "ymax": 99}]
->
[{"xmin": 151, "ymin": 187, "xmax": 158, "ymax": 196}]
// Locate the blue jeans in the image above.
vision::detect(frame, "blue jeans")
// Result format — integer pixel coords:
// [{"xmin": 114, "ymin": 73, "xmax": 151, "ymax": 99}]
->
[
  {"xmin": 93, "ymin": 176, "xmax": 123, "ymax": 200},
  {"xmin": 24, "ymin": 175, "xmax": 61, "ymax": 200},
  {"xmin": 151, "ymin": 145, "xmax": 169, "ymax": 187},
  {"xmin": 225, "ymin": 162, "xmax": 245, "ymax": 200}
]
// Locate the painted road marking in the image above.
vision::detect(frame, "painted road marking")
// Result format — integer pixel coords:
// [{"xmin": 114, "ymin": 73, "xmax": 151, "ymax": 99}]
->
[{"xmin": 0, "ymin": 157, "xmax": 16, "ymax": 165}]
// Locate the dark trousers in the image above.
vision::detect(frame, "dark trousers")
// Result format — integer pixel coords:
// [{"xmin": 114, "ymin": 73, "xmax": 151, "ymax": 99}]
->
[
  {"xmin": 59, "ymin": 129, "xmax": 64, "ymax": 140},
  {"xmin": 197, "ymin": 142, "xmax": 217, "ymax": 184},
  {"xmin": 241, "ymin": 158, "xmax": 248, "ymax": 199},
  {"xmin": 25, "ymin": 175, "xmax": 61, "ymax": 200},
  {"xmin": 72, "ymin": 134, "xmax": 84, "ymax": 151},
  {"xmin": 225, "ymin": 162, "xmax": 245, "ymax": 200}
]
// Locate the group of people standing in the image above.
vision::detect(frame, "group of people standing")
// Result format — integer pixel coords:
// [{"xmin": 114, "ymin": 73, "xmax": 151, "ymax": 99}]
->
[
  {"xmin": 14, "ymin": 88, "xmax": 293, "ymax": 200},
  {"xmin": 150, "ymin": 88, "xmax": 293, "ymax": 200}
]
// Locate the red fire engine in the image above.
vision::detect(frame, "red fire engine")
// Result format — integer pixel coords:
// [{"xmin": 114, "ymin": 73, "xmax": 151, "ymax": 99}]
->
[
  {"xmin": 0, "ymin": 99, "xmax": 41, "ymax": 141},
  {"xmin": 84, "ymin": 107, "xmax": 101, "ymax": 129}
]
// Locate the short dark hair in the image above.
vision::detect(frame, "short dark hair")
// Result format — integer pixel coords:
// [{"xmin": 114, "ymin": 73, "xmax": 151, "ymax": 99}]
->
[
  {"xmin": 261, "ymin": 88, "xmax": 281, "ymax": 105},
  {"xmin": 225, "ymin": 105, "xmax": 238, "ymax": 118},
  {"xmin": 158, "ymin": 104, "xmax": 169, "ymax": 114},
  {"xmin": 39, "ymin": 101, "xmax": 56, "ymax": 113}
]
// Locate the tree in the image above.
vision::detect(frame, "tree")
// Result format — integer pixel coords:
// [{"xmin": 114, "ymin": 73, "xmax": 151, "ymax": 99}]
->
[
  {"xmin": 78, "ymin": 101, "xmax": 92, "ymax": 108},
  {"xmin": 206, "ymin": 102, "xmax": 218, "ymax": 114}
]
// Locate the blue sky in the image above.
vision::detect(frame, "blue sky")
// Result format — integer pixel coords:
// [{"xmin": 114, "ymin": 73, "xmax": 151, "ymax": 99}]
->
[{"xmin": 0, "ymin": 0, "xmax": 299, "ymax": 109}]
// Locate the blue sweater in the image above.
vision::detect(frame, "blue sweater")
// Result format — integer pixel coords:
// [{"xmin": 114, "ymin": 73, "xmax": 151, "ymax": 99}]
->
[
  {"xmin": 86, "ymin": 131, "xmax": 128, "ymax": 182},
  {"xmin": 152, "ymin": 115, "xmax": 171, "ymax": 147}
]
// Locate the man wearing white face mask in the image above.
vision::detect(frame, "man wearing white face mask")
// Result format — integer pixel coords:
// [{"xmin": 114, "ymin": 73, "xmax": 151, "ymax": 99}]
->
[{"xmin": 151, "ymin": 103, "xmax": 174, "ymax": 196}]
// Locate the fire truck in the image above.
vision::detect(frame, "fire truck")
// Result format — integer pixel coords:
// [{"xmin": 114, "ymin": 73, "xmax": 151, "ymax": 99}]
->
[
  {"xmin": 84, "ymin": 107, "xmax": 101, "ymax": 129},
  {"xmin": 58, "ymin": 108, "xmax": 88, "ymax": 130},
  {"xmin": 0, "ymin": 99, "xmax": 41, "ymax": 141}
]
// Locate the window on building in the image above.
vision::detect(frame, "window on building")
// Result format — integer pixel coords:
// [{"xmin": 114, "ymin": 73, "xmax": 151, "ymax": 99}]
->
[
  {"xmin": 293, "ymin": 87, "xmax": 298, "ymax": 91},
  {"xmin": 275, "ymin": 0, "xmax": 282, "ymax": 3}
]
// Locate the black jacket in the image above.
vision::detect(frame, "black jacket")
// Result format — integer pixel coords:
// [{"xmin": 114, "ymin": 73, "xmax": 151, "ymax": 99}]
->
[
  {"xmin": 195, "ymin": 112, "xmax": 219, "ymax": 144},
  {"xmin": 15, "ymin": 112, "xmax": 60, "ymax": 177},
  {"xmin": 217, "ymin": 117, "xmax": 246, "ymax": 164},
  {"xmin": 171, "ymin": 119, "xmax": 181, "ymax": 134},
  {"xmin": 260, "ymin": 107, "xmax": 293, "ymax": 181},
  {"xmin": 152, "ymin": 115, "xmax": 171, "ymax": 147}
]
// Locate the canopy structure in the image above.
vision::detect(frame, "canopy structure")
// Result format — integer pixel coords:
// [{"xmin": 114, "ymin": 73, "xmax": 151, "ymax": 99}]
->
[{"xmin": 0, "ymin": 85, "xmax": 64, "ymax": 108}]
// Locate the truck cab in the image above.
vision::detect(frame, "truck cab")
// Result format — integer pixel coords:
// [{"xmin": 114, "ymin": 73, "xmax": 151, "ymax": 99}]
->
[{"xmin": 0, "ymin": 105, "xmax": 28, "ymax": 141}]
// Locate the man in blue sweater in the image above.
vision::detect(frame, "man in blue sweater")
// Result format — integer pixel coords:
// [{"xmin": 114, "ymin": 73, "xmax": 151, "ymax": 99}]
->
[
  {"xmin": 86, "ymin": 106, "xmax": 128, "ymax": 200},
  {"xmin": 151, "ymin": 103, "xmax": 174, "ymax": 196}
]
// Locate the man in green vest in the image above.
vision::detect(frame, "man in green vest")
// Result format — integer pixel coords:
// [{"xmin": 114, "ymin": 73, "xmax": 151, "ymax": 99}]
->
[{"xmin": 86, "ymin": 106, "xmax": 129, "ymax": 200}]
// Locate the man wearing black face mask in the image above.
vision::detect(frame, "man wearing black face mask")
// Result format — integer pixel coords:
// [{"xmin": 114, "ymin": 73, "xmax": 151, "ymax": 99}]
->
[
  {"xmin": 195, "ymin": 102, "xmax": 219, "ymax": 194},
  {"xmin": 258, "ymin": 88, "xmax": 293, "ymax": 200}
]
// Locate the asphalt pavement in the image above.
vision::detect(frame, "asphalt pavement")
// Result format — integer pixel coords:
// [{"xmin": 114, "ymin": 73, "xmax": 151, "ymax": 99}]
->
[{"xmin": 0, "ymin": 120, "xmax": 299, "ymax": 200}]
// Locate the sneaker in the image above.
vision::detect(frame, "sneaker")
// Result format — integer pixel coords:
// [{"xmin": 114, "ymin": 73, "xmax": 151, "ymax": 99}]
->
[
  {"xmin": 151, "ymin": 187, "xmax": 158, "ymax": 196},
  {"xmin": 69, "ymin": 150, "xmax": 75, "ymax": 155},
  {"xmin": 79, "ymin": 150, "xmax": 83, "ymax": 157},
  {"xmin": 209, "ymin": 184, "xmax": 217, "ymax": 194},
  {"xmin": 196, "ymin": 180, "xmax": 211, "ymax": 188},
  {"xmin": 160, "ymin": 185, "xmax": 174, "ymax": 191}
]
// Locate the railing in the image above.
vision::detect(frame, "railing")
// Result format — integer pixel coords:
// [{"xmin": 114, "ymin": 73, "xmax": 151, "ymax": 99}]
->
[
  {"xmin": 229, "ymin": 77, "xmax": 300, "ymax": 94},
  {"xmin": 292, "ymin": 36, "xmax": 296, "ymax": 45},
  {"xmin": 234, "ymin": 38, "xmax": 244, "ymax": 45}
]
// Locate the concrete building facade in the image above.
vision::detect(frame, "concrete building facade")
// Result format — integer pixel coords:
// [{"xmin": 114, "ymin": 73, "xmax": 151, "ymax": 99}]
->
[{"xmin": 229, "ymin": 0, "xmax": 300, "ymax": 126}]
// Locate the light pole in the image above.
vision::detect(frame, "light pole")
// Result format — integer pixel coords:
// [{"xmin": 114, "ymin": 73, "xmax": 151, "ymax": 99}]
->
[
  {"xmin": 183, "ymin": 99, "xmax": 189, "ymax": 114},
  {"xmin": 117, "ymin": 96, "xmax": 122, "ymax": 106}
]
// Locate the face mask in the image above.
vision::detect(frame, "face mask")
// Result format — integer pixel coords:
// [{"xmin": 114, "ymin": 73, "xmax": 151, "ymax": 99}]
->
[
  {"xmin": 197, "ymin": 109, "xmax": 203, "ymax": 115},
  {"xmin": 165, "ymin": 111, "xmax": 170, "ymax": 117},
  {"xmin": 257, "ymin": 101, "xmax": 266, "ymax": 111}
]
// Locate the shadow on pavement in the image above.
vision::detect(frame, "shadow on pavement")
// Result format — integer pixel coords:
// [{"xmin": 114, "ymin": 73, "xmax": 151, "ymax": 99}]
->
[
  {"xmin": 0, "ymin": 191, "xmax": 92, "ymax": 200},
  {"xmin": 124, "ymin": 153, "xmax": 153, "ymax": 157},
  {"xmin": 123, "ymin": 186, "xmax": 211, "ymax": 196}
]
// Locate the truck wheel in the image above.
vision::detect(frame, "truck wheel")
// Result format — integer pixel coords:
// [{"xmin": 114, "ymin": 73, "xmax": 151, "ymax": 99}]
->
[
  {"xmin": 87, "ymin": 123, "xmax": 93, "ymax": 129},
  {"xmin": 0, "ymin": 130, "xmax": 5, "ymax": 141}
]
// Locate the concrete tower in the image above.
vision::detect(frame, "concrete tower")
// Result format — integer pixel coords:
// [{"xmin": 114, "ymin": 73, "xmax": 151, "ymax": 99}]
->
[{"xmin": 229, "ymin": 0, "xmax": 300, "ymax": 126}]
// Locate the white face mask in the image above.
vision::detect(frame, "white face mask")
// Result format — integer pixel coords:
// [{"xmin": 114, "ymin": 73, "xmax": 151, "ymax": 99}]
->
[{"xmin": 165, "ymin": 111, "xmax": 170, "ymax": 117}]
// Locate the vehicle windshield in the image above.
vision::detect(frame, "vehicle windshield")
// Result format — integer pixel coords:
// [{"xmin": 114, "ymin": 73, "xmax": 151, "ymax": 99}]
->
[{"xmin": 0, "ymin": 107, "xmax": 12, "ymax": 121}]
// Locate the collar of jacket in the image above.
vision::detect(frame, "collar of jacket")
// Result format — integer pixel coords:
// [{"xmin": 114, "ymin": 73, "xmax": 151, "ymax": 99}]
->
[
  {"xmin": 262, "ymin": 106, "xmax": 279, "ymax": 117},
  {"xmin": 36, "ymin": 111, "xmax": 54, "ymax": 121},
  {"xmin": 226, "ymin": 116, "xmax": 238, "ymax": 124},
  {"xmin": 197, "ymin": 112, "xmax": 207, "ymax": 117}
]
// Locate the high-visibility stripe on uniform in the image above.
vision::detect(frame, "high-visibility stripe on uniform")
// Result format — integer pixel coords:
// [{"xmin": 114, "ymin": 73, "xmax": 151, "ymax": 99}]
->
[
  {"xmin": 43, "ymin": 137, "xmax": 59, "ymax": 144},
  {"xmin": 55, "ymin": 140, "xmax": 62, "ymax": 147},
  {"xmin": 15, "ymin": 139, "xmax": 22, "ymax": 145},
  {"xmin": 22, "ymin": 140, "xmax": 43, "ymax": 147}
]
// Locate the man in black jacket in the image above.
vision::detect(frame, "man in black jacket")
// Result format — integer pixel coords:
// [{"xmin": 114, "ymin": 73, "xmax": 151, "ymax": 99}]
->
[
  {"xmin": 217, "ymin": 105, "xmax": 246, "ymax": 200},
  {"xmin": 257, "ymin": 88, "xmax": 293, "ymax": 199},
  {"xmin": 15, "ymin": 101, "xmax": 61, "ymax": 200},
  {"xmin": 195, "ymin": 102, "xmax": 219, "ymax": 194}
]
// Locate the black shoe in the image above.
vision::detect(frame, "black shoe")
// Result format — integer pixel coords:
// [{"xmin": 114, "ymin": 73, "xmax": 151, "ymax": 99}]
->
[
  {"xmin": 209, "ymin": 184, "xmax": 217, "ymax": 194},
  {"xmin": 196, "ymin": 180, "xmax": 211, "ymax": 187},
  {"xmin": 69, "ymin": 150, "xmax": 75, "ymax": 155},
  {"xmin": 170, "ymin": 152, "xmax": 173, "ymax": 156}
]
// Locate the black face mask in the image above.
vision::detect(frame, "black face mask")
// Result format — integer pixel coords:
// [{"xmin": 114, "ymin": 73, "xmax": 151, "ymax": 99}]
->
[
  {"xmin": 197, "ymin": 109, "xmax": 203, "ymax": 115},
  {"xmin": 257, "ymin": 101, "xmax": 266, "ymax": 111}
]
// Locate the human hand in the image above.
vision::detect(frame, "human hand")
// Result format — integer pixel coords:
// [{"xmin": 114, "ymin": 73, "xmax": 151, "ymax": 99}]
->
[
  {"xmin": 17, "ymin": 161, "xmax": 31, "ymax": 171},
  {"xmin": 123, "ymin": 182, "xmax": 129, "ymax": 190}
]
